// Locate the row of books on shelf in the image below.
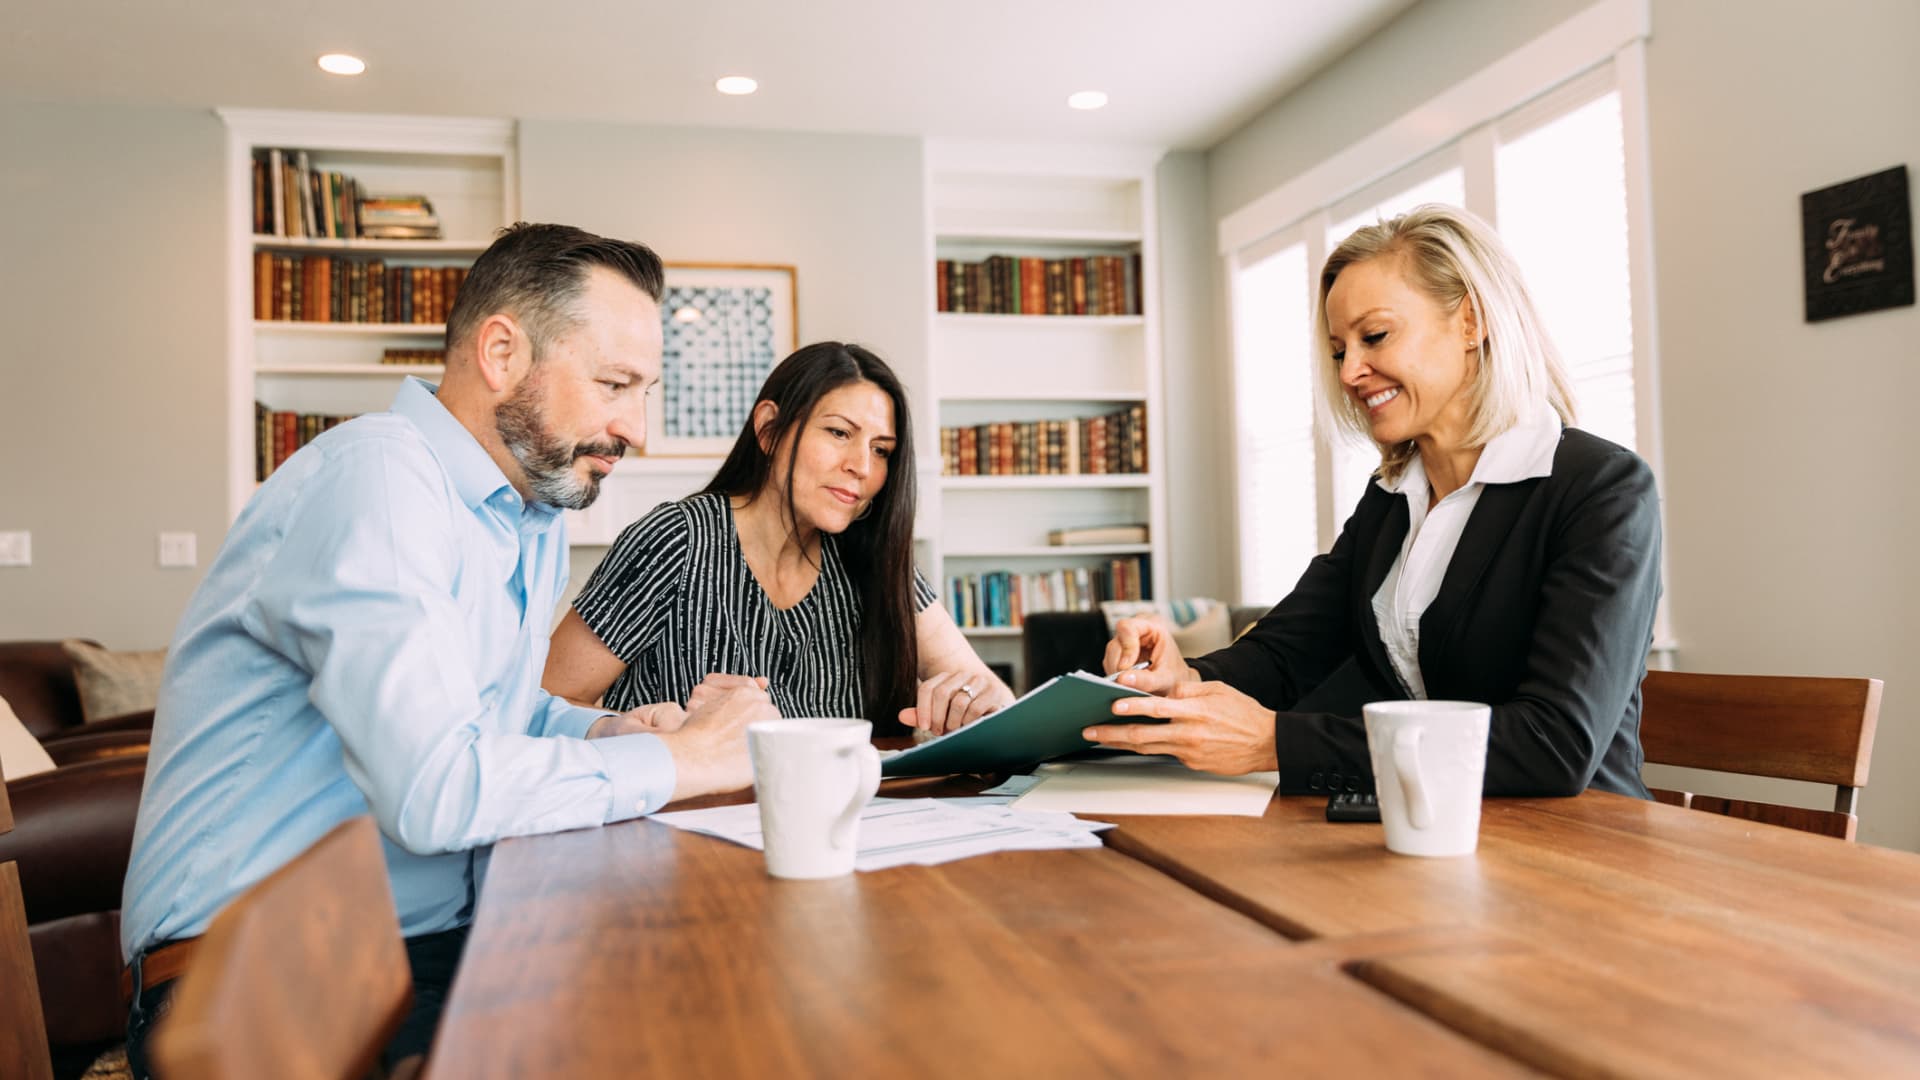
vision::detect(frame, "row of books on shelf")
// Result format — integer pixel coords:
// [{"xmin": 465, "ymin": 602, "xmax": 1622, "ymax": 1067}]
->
[
  {"xmin": 381, "ymin": 348, "xmax": 448, "ymax": 366},
  {"xmin": 251, "ymin": 149, "xmax": 443, "ymax": 240},
  {"xmin": 935, "ymin": 254, "xmax": 1141, "ymax": 316},
  {"xmin": 941, "ymin": 405, "xmax": 1147, "ymax": 476},
  {"xmin": 253, "ymin": 253, "xmax": 466, "ymax": 325},
  {"xmin": 255, "ymin": 403, "xmax": 355, "ymax": 480},
  {"xmin": 946, "ymin": 559, "xmax": 1150, "ymax": 629}
]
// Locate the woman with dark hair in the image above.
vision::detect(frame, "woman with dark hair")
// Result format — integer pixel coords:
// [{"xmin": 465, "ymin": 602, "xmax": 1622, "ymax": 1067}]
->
[{"xmin": 544, "ymin": 341, "xmax": 1014, "ymax": 736}]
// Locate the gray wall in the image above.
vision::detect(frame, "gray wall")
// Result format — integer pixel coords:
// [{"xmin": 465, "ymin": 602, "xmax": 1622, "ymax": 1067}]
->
[
  {"xmin": 513, "ymin": 120, "xmax": 928, "ymax": 592},
  {"xmin": 1205, "ymin": 0, "xmax": 1920, "ymax": 850},
  {"xmin": 0, "ymin": 102, "xmax": 227, "ymax": 649}
]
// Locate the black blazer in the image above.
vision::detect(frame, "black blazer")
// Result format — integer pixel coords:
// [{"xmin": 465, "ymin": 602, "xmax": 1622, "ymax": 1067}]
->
[{"xmin": 1192, "ymin": 428, "xmax": 1661, "ymax": 798}]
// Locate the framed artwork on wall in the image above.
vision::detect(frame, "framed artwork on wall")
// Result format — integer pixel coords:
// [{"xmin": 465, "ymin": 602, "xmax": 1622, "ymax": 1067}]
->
[
  {"xmin": 643, "ymin": 262, "xmax": 799, "ymax": 456},
  {"xmin": 1801, "ymin": 165, "xmax": 1913, "ymax": 323}
]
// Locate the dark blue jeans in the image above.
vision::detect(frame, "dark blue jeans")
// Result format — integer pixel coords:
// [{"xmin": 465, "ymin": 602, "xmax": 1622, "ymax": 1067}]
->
[{"xmin": 125, "ymin": 924, "xmax": 469, "ymax": 1079}]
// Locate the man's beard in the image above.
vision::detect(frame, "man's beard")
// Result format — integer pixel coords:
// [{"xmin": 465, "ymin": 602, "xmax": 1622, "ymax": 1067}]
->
[{"xmin": 493, "ymin": 374, "xmax": 626, "ymax": 510}]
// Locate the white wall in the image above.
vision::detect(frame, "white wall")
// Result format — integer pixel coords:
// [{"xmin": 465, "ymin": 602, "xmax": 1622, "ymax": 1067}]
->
[
  {"xmin": 1206, "ymin": 0, "xmax": 1920, "ymax": 850},
  {"xmin": 1156, "ymin": 150, "xmax": 1232, "ymax": 601},
  {"xmin": 0, "ymin": 102, "xmax": 228, "ymax": 649},
  {"xmin": 513, "ymin": 120, "xmax": 928, "ymax": 595},
  {"xmin": 1207, "ymin": 0, "xmax": 1595, "ymax": 222}
]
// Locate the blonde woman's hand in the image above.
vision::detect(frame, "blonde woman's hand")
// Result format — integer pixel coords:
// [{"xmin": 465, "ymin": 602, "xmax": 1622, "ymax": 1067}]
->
[
  {"xmin": 1103, "ymin": 616, "xmax": 1195, "ymax": 695},
  {"xmin": 1081, "ymin": 679, "xmax": 1278, "ymax": 775}
]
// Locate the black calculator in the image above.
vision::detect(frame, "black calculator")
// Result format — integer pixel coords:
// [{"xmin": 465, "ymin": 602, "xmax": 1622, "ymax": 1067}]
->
[{"xmin": 1325, "ymin": 791, "xmax": 1381, "ymax": 823}]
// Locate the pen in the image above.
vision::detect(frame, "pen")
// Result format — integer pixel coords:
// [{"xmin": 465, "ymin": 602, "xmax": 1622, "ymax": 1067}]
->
[{"xmin": 1108, "ymin": 661, "xmax": 1150, "ymax": 682}]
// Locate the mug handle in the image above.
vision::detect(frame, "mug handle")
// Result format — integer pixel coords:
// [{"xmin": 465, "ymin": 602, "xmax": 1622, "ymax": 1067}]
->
[
  {"xmin": 1392, "ymin": 726, "xmax": 1433, "ymax": 830},
  {"xmin": 830, "ymin": 743, "xmax": 882, "ymax": 851}
]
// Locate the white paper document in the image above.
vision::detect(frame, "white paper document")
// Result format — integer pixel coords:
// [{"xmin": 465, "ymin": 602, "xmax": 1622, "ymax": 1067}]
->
[
  {"xmin": 1009, "ymin": 756, "xmax": 1279, "ymax": 816},
  {"xmin": 651, "ymin": 797, "xmax": 1113, "ymax": 872},
  {"xmin": 978, "ymin": 774, "xmax": 1043, "ymax": 797}
]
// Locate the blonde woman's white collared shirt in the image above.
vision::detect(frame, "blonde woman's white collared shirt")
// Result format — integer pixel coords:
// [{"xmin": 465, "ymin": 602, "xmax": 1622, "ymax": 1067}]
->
[{"xmin": 1371, "ymin": 406, "xmax": 1563, "ymax": 700}]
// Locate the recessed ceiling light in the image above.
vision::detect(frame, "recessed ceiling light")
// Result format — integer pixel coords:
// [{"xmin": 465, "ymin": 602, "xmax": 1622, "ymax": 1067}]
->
[
  {"xmin": 317, "ymin": 53, "xmax": 366, "ymax": 76},
  {"xmin": 672, "ymin": 306, "xmax": 704, "ymax": 323},
  {"xmin": 715, "ymin": 75, "xmax": 759, "ymax": 96},
  {"xmin": 1067, "ymin": 90, "xmax": 1108, "ymax": 111}
]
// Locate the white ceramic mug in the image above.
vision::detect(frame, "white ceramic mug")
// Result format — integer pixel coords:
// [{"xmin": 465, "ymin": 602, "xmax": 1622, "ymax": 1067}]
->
[
  {"xmin": 747, "ymin": 718, "xmax": 882, "ymax": 879},
  {"xmin": 1362, "ymin": 700, "xmax": 1491, "ymax": 857}
]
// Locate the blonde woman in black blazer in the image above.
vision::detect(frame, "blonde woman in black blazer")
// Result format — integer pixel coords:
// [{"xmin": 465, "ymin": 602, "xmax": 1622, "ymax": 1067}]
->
[{"xmin": 1089, "ymin": 205, "xmax": 1660, "ymax": 798}]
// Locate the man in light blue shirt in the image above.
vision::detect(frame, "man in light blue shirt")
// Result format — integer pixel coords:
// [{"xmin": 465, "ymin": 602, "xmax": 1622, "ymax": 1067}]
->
[{"xmin": 121, "ymin": 224, "xmax": 773, "ymax": 1076}]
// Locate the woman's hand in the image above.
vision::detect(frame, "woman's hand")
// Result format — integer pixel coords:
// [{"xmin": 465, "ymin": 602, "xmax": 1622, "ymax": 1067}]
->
[
  {"xmin": 1103, "ymin": 616, "xmax": 1196, "ymax": 695},
  {"xmin": 688, "ymin": 673, "xmax": 772, "ymax": 714},
  {"xmin": 899, "ymin": 669, "xmax": 1016, "ymax": 736},
  {"xmin": 1081, "ymin": 680, "xmax": 1279, "ymax": 775},
  {"xmin": 587, "ymin": 701, "xmax": 689, "ymax": 738}
]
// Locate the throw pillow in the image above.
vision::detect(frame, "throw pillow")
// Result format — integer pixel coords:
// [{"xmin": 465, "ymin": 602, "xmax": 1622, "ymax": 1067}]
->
[
  {"xmin": 61, "ymin": 639, "xmax": 167, "ymax": 724},
  {"xmin": 1168, "ymin": 603, "xmax": 1233, "ymax": 657},
  {"xmin": 0, "ymin": 693, "xmax": 58, "ymax": 780},
  {"xmin": 1098, "ymin": 598, "xmax": 1234, "ymax": 658}
]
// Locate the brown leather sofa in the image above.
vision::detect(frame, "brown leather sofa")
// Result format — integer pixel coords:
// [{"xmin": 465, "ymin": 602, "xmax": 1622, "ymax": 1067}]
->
[{"xmin": 0, "ymin": 641, "xmax": 152, "ymax": 1073}]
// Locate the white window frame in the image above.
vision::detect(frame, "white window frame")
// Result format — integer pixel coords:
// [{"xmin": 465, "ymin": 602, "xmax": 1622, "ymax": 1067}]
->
[{"xmin": 1218, "ymin": 0, "xmax": 1673, "ymax": 658}]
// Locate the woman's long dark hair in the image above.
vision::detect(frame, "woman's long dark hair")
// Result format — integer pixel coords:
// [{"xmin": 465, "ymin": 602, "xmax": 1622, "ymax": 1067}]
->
[{"xmin": 702, "ymin": 342, "xmax": 919, "ymax": 729}]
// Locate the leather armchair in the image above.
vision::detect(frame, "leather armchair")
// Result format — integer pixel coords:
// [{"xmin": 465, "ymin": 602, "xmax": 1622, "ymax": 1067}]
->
[
  {"xmin": 1021, "ymin": 606, "xmax": 1271, "ymax": 691},
  {"xmin": 0, "ymin": 757, "xmax": 144, "ymax": 1053},
  {"xmin": 0, "ymin": 641, "xmax": 152, "ymax": 1067},
  {"xmin": 0, "ymin": 641, "xmax": 155, "ymax": 753}
]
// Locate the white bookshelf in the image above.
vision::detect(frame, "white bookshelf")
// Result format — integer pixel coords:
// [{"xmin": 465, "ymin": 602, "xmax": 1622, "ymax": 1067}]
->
[
  {"xmin": 253, "ymin": 364, "xmax": 447, "ymax": 377},
  {"xmin": 921, "ymin": 142, "xmax": 1168, "ymax": 678},
  {"xmin": 219, "ymin": 110, "xmax": 518, "ymax": 522},
  {"xmin": 252, "ymin": 321, "xmax": 450, "ymax": 337},
  {"xmin": 940, "ymin": 474, "xmax": 1154, "ymax": 491}
]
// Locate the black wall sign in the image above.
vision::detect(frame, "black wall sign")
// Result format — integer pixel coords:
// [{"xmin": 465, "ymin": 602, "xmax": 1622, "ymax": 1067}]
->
[{"xmin": 1801, "ymin": 165, "xmax": 1913, "ymax": 323}]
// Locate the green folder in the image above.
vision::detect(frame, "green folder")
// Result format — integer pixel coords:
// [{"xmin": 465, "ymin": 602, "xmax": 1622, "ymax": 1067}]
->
[{"xmin": 881, "ymin": 671, "xmax": 1155, "ymax": 778}]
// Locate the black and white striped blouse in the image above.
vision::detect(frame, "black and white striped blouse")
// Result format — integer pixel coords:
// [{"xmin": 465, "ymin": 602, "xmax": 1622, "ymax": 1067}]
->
[{"xmin": 574, "ymin": 492, "xmax": 936, "ymax": 719}]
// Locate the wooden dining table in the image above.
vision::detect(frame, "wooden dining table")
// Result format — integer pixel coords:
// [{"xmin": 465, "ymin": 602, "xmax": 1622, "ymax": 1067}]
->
[{"xmin": 424, "ymin": 776, "xmax": 1920, "ymax": 1078}]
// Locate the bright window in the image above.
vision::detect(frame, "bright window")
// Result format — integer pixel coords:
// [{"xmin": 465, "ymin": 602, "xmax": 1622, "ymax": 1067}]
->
[
  {"xmin": 1230, "ymin": 238, "xmax": 1315, "ymax": 604},
  {"xmin": 1498, "ymin": 88, "xmax": 1635, "ymax": 450}
]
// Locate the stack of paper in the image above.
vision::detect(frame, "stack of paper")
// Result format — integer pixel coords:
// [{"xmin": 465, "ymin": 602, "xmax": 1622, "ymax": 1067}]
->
[
  {"xmin": 651, "ymin": 797, "xmax": 1112, "ymax": 872},
  {"xmin": 1009, "ymin": 755, "xmax": 1279, "ymax": 816}
]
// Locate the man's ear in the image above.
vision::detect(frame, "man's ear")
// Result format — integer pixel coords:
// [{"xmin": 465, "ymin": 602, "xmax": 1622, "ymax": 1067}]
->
[
  {"xmin": 752, "ymin": 400, "xmax": 780, "ymax": 453},
  {"xmin": 472, "ymin": 313, "xmax": 525, "ymax": 394}
]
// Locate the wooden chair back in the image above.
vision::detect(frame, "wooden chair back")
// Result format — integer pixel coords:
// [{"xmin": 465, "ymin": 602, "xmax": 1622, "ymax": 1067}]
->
[
  {"xmin": 149, "ymin": 816, "xmax": 413, "ymax": 1080},
  {"xmin": 1, "ymin": 768, "xmax": 54, "ymax": 1080},
  {"xmin": 1640, "ymin": 671, "xmax": 1882, "ymax": 840}
]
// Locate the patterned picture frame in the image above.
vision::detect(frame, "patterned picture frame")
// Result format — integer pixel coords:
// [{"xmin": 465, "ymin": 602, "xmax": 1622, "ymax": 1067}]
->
[{"xmin": 643, "ymin": 262, "xmax": 799, "ymax": 456}]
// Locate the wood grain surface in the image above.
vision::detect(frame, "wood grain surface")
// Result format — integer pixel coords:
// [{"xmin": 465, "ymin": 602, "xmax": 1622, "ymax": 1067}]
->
[
  {"xmin": 0, "ymin": 773, "xmax": 52, "ymax": 1080},
  {"xmin": 423, "ymin": 783, "xmax": 1536, "ymax": 1078},
  {"xmin": 1104, "ymin": 791, "xmax": 1920, "ymax": 1078}
]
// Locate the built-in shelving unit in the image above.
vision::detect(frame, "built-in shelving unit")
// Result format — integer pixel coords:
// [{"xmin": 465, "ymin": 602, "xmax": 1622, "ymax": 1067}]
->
[
  {"xmin": 220, "ymin": 109, "xmax": 517, "ymax": 521},
  {"xmin": 919, "ymin": 141, "xmax": 1168, "ymax": 686}
]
